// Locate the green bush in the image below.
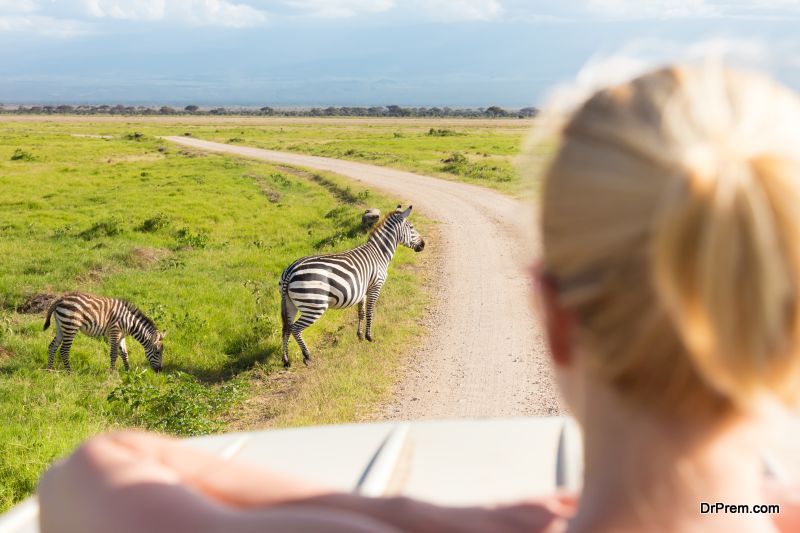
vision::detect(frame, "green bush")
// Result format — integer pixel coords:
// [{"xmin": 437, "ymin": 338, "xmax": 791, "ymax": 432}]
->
[
  {"xmin": 440, "ymin": 152, "xmax": 513, "ymax": 182},
  {"xmin": 175, "ymin": 227, "xmax": 209, "ymax": 249},
  {"xmin": 137, "ymin": 212, "xmax": 172, "ymax": 233},
  {"xmin": 79, "ymin": 217, "xmax": 125, "ymax": 240},
  {"xmin": 426, "ymin": 128, "xmax": 464, "ymax": 137},
  {"xmin": 107, "ymin": 370, "xmax": 242, "ymax": 436},
  {"xmin": 441, "ymin": 152, "xmax": 469, "ymax": 171},
  {"xmin": 10, "ymin": 149, "xmax": 35, "ymax": 161}
]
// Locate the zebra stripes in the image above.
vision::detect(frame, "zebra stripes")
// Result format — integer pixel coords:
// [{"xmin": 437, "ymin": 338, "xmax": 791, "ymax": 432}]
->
[
  {"xmin": 279, "ymin": 205, "xmax": 425, "ymax": 367},
  {"xmin": 43, "ymin": 292, "xmax": 165, "ymax": 372}
]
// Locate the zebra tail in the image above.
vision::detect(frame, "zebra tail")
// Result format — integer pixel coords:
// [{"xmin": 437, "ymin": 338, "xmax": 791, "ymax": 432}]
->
[
  {"xmin": 43, "ymin": 299, "xmax": 59, "ymax": 330},
  {"xmin": 280, "ymin": 282, "xmax": 292, "ymax": 335}
]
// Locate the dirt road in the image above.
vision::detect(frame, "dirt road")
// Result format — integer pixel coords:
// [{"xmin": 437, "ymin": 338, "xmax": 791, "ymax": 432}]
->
[{"xmin": 165, "ymin": 136, "xmax": 562, "ymax": 418}]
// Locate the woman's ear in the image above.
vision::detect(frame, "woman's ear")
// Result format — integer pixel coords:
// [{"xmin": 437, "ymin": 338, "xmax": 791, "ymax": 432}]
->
[{"xmin": 534, "ymin": 265, "xmax": 575, "ymax": 368}]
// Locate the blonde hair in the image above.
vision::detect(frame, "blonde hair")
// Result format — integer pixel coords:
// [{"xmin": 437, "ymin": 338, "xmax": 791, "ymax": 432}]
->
[{"xmin": 540, "ymin": 64, "xmax": 800, "ymax": 420}]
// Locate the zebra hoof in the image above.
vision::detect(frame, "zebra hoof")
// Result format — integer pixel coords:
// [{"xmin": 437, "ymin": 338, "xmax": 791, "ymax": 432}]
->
[
  {"xmin": 303, "ymin": 356, "xmax": 312, "ymax": 366},
  {"xmin": 357, "ymin": 332, "xmax": 363, "ymax": 341},
  {"xmin": 283, "ymin": 360, "xmax": 291, "ymax": 369},
  {"xmin": 365, "ymin": 334, "xmax": 373, "ymax": 342}
]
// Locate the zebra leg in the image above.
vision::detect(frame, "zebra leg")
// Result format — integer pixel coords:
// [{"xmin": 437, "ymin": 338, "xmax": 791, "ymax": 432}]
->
[
  {"xmin": 47, "ymin": 327, "xmax": 63, "ymax": 370},
  {"xmin": 291, "ymin": 308, "xmax": 326, "ymax": 366},
  {"xmin": 119, "ymin": 337, "xmax": 130, "ymax": 371},
  {"xmin": 58, "ymin": 333, "xmax": 76, "ymax": 373},
  {"xmin": 357, "ymin": 300, "xmax": 365, "ymax": 340},
  {"xmin": 364, "ymin": 283, "xmax": 384, "ymax": 342},
  {"xmin": 108, "ymin": 328, "xmax": 121, "ymax": 371}
]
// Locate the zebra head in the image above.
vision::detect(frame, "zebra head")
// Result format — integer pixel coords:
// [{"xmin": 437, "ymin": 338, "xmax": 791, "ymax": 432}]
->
[
  {"xmin": 145, "ymin": 330, "xmax": 166, "ymax": 372},
  {"xmin": 395, "ymin": 205, "xmax": 425, "ymax": 252}
]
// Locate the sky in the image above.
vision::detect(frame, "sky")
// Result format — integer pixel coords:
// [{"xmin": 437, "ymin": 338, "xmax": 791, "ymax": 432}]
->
[{"xmin": 1, "ymin": 0, "xmax": 800, "ymax": 107}]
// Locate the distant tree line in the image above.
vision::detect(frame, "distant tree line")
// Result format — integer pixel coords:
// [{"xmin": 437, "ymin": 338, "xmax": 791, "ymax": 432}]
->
[{"xmin": 0, "ymin": 103, "xmax": 538, "ymax": 118}]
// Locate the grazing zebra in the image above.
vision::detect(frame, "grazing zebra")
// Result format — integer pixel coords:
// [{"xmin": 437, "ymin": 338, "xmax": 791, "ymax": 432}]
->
[
  {"xmin": 279, "ymin": 205, "xmax": 425, "ymax": 367},
  {"xmin": 43, "ymin": 292, "xmax": 165, "ymax": 372}
]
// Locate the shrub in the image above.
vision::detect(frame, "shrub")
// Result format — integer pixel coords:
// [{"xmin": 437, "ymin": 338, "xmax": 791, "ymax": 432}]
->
[
  {"xmin": 441, "ymin": 152, "xmax": 468, "ymax": 170},
  {"xmin": 427, "ymin": 128, "xmax": 464, "ymax": 137},
  {"xmin": 10, "ymin": 149, "xmax": 35, "ymax": 161},
  {"xmin": 107, "ymin": 370, "xmax": 241, "ymax": 436},
  {"xmin": 175, "ymin": 227, "xmax": 209, "ymax": 249},
  {"xmin": 79, "ymin": 217, "xmax": 125, "ymax": 240},
  {"xmin": 137, "ymin": 212, "xmax": 171, "ymax": 233},
  {"xmin": 440, "ymin": 152, "xmax": 514, "ymax": 182},
  {"xmin": 124, "ymin": 132, "xmax": 146, "ymax": 141}
]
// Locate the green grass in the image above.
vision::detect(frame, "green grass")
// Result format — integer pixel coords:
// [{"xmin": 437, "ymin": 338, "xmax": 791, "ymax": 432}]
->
[
  {"xmin": 186, "ymin": 121, "xmax": 531, "ymax": 195},
  {"xmin": 1, "ymin": 116, "xmax": 534, "ymax": 196},
  {"xmin": 0, "ymin": 123, "xmax": 432, "ymax": 511}
]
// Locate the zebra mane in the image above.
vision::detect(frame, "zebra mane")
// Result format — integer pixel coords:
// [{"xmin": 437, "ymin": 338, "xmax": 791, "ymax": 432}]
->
[
  {"xmin": 121, "ymin": 300, "xmax": 157, "ymax": 334},
  {"xmin": 368, "ymin": 212, "xmax": 399, "ymax": 240}
]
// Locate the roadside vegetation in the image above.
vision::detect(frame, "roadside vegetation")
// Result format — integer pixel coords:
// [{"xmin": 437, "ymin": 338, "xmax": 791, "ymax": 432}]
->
[
  {"xmin": 1, "ymin": 117, "xmax": 535, "ymax": 196},
  {"xmin": 0, "ymin": 124, "xmax": 431, "ymax": 511},
  {"xmin": 185, "ymin": 121, "xmax": 531, "ymax": 195}
]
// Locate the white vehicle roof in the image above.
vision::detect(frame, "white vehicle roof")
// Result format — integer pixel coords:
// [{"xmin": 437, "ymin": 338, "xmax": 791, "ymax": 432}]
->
[{"xmin": 2, "ymin": 415, "xmax": 797, "ymax": 533}]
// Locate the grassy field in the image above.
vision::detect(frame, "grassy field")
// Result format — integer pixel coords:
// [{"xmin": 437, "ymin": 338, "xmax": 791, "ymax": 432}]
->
[
  {"xmin": 0, "ymin": 121, "xmax": 433, "ymax": 511},
  {"xmin": 4, "ymin": 116, "xmax": 535, "ymax": 196}
]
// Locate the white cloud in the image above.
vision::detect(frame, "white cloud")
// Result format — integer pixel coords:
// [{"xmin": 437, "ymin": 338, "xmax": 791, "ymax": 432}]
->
[
  {"xmin": 84, "ymin": 0, "xmax": 164, "ymax": 19},
  {"xmin": 280, "ymin": 0, "xmax": 502, "ymax": 21},
  {"xmin": 585, "ymin": 0, "xmax": 800, "ymax": 19},
  {"xmin": 414, "ymin": 0, "xmax": 503, "ymax": 21},
  {"xmin": 0, "ymin": 0, "xmax": 39, "ymax": 13},
  {"xmin": 84, "ymin": 0, "xmax": 268, "ymax": 27},
  {"xmin": 282, "ymin": 0, "xmax": 395, "ymax": 18},
  {"xmin": 0, "ymin": 14, "xmax": 90, "ymax": 36},
  {"xmin": 587, "ymin": 0, "xmax": 719, "ymax": 19}
]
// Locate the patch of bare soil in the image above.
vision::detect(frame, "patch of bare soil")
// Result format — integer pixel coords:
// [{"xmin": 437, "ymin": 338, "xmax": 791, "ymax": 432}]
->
[
  {"xmin": 223, "ymin": 367, "xmax": 303, "ymax": 431},
  {"xmin": 76, "ymin": 264, "xmax": 116, "ymax": 284},
  {"xmin": 19, "ymin": 293, "xmax": 57, "ymax": 314},
  {"xmin": 245, "ymin": 173, "xmax": 282, "ymax": 203},
  {"xmin": 125, "ymin": 247, "xmax": 171, "ymax": 268}
]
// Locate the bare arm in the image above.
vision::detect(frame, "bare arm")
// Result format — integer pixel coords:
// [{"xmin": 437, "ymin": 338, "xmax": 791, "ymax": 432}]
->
[{"xmin": 38, "ymin": 431, "xmax": 563, "ymax": 533}]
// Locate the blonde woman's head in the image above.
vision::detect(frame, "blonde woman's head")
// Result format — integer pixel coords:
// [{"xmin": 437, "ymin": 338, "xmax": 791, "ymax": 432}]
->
[{"xmin": 540, "ymin": 64, "xmax": 800, "ymax": 423}]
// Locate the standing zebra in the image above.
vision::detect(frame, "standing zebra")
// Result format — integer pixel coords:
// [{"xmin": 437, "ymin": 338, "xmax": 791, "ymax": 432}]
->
[
  {"xmin": 43, "ymin": 292, "xmax": 165, "ymax": 372},
  {"xmin": 279, "ymin": 205, "xmax": 425, "ymax": 367}
]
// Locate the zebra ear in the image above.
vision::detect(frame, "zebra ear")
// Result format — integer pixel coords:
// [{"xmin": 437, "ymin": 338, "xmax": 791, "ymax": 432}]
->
[
  {"xmin": 395, "ymin": 204, "xmax": 402, "ymax": 212},
  {"xmin": 400, "ymin": 206, "xmax": 412, "ymax": 219}
]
